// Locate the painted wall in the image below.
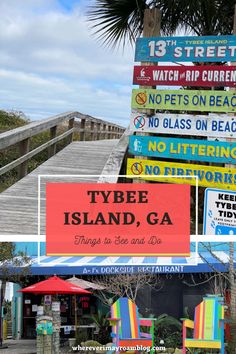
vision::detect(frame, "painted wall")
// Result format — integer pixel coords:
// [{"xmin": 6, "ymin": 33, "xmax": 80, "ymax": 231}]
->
[
  {"xmin": 12, "ymin": 283, "xmax": 23, "ymax": 339},
  {"xmin": 15, "ymin": 242, "xmax": 46, "ymax": 256}
]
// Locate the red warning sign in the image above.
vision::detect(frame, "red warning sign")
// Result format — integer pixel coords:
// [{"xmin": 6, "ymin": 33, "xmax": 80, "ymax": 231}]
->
[{"xmin": 133, "ymin": 65, "xmax": 236, "ymax": 87}]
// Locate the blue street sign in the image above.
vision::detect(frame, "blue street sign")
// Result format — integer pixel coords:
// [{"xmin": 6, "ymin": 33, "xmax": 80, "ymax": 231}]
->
[
  {"xmin": 129, "ymin": 135, "xmax": 236, "ymax": 164},
  {"xmin": 135, "ymin": 35, "xmax": 236, "ymax": 62}
]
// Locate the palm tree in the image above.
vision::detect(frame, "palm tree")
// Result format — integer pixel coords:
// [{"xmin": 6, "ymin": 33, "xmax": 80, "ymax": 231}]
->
[{"xmin": 87, "ymin": 0, "xmax": 235, "ymax": 49}]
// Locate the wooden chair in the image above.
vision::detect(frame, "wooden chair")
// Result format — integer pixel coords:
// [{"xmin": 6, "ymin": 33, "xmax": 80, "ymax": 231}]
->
[
  {"xmin": 182, "ymin": 294, "xmax": 225, "ymax": 354},
  {"xmin": 109, "ymin": 297, "xmax": 156, "ymax": 353}
]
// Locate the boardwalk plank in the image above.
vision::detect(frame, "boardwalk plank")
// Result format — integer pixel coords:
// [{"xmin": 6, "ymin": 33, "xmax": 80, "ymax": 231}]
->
[{"xmin": 0, "ymin": 140, "xmax": 118, "ymax": 236}]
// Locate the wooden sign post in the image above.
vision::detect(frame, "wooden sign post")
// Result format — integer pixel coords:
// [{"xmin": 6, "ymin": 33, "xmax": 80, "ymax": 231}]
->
[{"xmin": 133, "ymin": 8, "xmax": 161, "ymax": 185}]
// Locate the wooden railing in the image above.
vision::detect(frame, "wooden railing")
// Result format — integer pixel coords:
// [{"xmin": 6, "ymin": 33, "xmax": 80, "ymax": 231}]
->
[
  {"xmin": 99, "ymin": 127, "xmax": 130, "ymax": 183},
  {"xmin": 0, "ymin": 111, "xmax": 125, "ymax": 180},
  {"xmin": 75, "ymin": 112, "xmax": 124, "ymax": 140}
]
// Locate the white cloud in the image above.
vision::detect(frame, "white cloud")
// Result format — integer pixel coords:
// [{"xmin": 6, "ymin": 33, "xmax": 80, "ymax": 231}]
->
[{"xmin": 0, "ymin": 0, "xmax": 134, "ymax": 126}]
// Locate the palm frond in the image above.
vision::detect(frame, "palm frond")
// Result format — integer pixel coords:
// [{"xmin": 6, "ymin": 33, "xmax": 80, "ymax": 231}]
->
[
  {"xmin": 176, "ymin": 0, "xmax": 235, "ymax": 36},
  {"xmin": 87, "ymin": 0, "xmax": 236, "ymax": 49},
  {"xmin": 87, "ymin": 0, "xmax": 147, "ymax": 49}
]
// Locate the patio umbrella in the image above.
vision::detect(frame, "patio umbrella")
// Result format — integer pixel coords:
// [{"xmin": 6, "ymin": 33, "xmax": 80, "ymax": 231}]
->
[
  {"xmin": 19, "ymin": 275, "xmax": 92, "ymax": 295},
  {"xmin": 66, "ymin": 276, "xmax": 105, "ymax": 290},
  {"xmin": 19, "ymin": 275, "xmax": 92, "ymax": 341},
  {"xmin": 65, "ymin": 276, "xmax": 104, "ymax": 339}
]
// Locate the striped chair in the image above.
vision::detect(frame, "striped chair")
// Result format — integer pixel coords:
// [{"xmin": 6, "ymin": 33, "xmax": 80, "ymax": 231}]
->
[
  {"xmin": 109, "ymin": 297, "xmax": 156, "ymax": 353},
  {"xmin": 182, "ymin": 295, "xmax": 225, "ymax": 353}
]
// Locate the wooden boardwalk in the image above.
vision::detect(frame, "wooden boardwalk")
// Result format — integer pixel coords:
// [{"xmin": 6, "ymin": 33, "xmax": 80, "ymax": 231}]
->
[{"xmin": 0, "ymin": 139, "xmax": 118, "ymax": 236}]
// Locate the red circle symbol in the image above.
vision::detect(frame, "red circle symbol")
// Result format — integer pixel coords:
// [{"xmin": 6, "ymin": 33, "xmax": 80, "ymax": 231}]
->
[
  {"xmin": 131, "ymin": 162, "xmax": 143, "ymax": 175},
  {"xmin": 134, "ymin": 115, "xmax": 145, "ymax": 129},
  {"xmin": 135, "ymin": 92, "xmax": 147, "ymax": 105}
]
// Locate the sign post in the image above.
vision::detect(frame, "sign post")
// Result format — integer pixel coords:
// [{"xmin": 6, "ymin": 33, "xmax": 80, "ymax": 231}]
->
[{"xmin": 133, "ymin": 8, "xmax": 161, "ymax": 185}]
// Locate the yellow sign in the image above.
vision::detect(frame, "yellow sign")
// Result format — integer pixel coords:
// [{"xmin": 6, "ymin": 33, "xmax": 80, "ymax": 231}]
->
[
  {"xmin": 131, "ymin": 89, "xmax": 236, "ymax": 113},
  {"xmin": 127, "ymin": 158, "xmax": 236, "ymax": 190}
]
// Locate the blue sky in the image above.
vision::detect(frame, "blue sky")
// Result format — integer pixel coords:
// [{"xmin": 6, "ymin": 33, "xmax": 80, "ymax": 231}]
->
[
  {"xmin": 58, "ymin": 0, "xmax": 79, "ymax": 11},
  {"xmin": 0, "ymin": 0, "xmax": 134, "ymax": 126}
]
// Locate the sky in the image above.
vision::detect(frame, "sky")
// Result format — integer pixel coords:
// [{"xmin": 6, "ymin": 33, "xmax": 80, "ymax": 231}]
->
[{"xmin": 0, "ymin": 0, "xmax": 134, "ymax": 126}]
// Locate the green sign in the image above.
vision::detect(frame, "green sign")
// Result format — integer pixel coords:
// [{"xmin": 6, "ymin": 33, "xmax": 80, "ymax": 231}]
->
[{"xmin": 132, "ymin": 89, "xmax": 236, "ymax": 113}]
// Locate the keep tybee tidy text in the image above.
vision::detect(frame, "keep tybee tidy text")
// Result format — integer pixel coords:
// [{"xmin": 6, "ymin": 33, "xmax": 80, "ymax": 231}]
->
[{"xmin": 63, "ymin": 190, "xmax": 172, "ymax": 226}]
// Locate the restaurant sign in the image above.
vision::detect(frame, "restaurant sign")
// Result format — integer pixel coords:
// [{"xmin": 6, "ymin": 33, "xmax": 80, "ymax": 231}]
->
[
  {"xmin": 135, "ymin": 35, "xmax": 236, "ymax": 62},
  {"xmin": 46, "ymin": 183, "xmax": 190, "ymax": 257},
  {"xmin": 132, "ymin": 89, "xmax": 236, "ymax": 113},
  {"xmin": 129, "ymin": 135, "xmax": 236, "ymax": 164},
  {"xmin": 133, "ymin": 65, "xmax": 236, "ymax": 87},
  {"xmin": 130, "ymin": 110, "xmax": 236, "ymax": 138},
  {"xmin": 126, "ymin": 158, "xmax": 236, "ymax": 190}
]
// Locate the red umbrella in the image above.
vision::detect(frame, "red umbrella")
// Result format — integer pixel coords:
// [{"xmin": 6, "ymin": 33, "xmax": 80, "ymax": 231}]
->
[
  {"xmin": 18, "ymin": 275, "xmax": 91, "ymax": 295},
  {"xmin": 19, "ymin": 275, "xmax": 92, "ymax": 341}
]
